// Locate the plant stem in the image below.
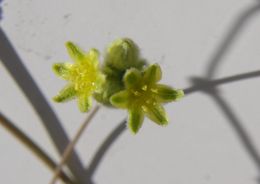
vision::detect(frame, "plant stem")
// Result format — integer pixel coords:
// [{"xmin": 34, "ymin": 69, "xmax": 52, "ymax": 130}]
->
[
  {"xmin": 0, "ymin": 112, "xmax": 74, "ymax": 184},
  {"xmin": 49, "ymin": 105, "xmax": 100, "ymax": 184}
]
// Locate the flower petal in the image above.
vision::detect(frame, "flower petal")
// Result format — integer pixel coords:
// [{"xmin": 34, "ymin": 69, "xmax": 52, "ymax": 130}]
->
[
  {"xmin": 110, "ymin": 90, "xmax": 129, "ymax": 108},
  {"xmin": 128, "ymin": 108, "xmax": 144, "ymax": 134},
  {"xmin": 143, "ymin": 103, "xmax": 168, "ymax": 126},
  {"xmin": 85, "ymin": 48, "xmax": 100, "ymax": 67},
  {"xmin": 53, "ymin": 85, "xmax": 76, "ymax": 102},
  {"xmin": 143, "ymin": 64, "xmax": 162, "ymax": 84},
  {"xmin": 66, "ymin": 41, "xmax": 85, "ymax": 62},
  {"xmin": 53, "ymin": 63, "xmax": 72, "ymax": 80},
  {"xmin": 78, "ymin": 95, "xmax": 92, "ymax": 112},
  {"xmin": 123, "ymin": 68, "xmax": 142, "ymax": 88},
  {"xmin": 153, "ymin": 84, "xmax": 184, "ymax": 103}
]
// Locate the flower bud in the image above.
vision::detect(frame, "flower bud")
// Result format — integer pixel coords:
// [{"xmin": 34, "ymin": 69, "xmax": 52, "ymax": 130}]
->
[{"xmin": 94, "ymin": 38, "xmax": 146, "ymax": 106}]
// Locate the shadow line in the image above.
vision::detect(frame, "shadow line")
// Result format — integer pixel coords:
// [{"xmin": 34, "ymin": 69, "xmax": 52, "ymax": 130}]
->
[
  {"xmin": 88, "ymin": 3, "xmax": 260, "ymax": 179},
  {"xmin": 0, "ymin": 27, "xmax": 87, "ymax": 183},
  {"xmin": 1, "ymin": 1, "xmax": 260, "ymax": 182},
  {"xmin": 0, "ymin": 0, "xmax": 3, "ymax": 21},
  {"xmin": 190, "ymin": 76, "xmax": 260, "ymax": 180},
  {"xmin": 0, "ymin": 112, "xmax": 74, "ymax": 184},
  {"xmin": 210, "ymin": 93, "xmax": 260, "ymax": 171},
  {"xmin": 184, "ymin": 70, "xmax": 260, "ymax": 95},
  {"xmin": 205, "ymin": 1, "xmax": 260, "ymax": 79},
  {"xmin": 86, "ymin": 68, "xmax": 260, "ymax": 182},
  {"xmin": 86, "ymin": 120, "xmax": 126, "ymax": 178}
]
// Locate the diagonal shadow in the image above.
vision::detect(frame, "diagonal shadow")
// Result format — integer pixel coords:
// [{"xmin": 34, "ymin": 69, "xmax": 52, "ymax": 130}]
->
[
  {"xmin": 212, "ymin": 93, "xmax": 260, "ymax": 171},
  {"xmin": 84, "ymin": 69, "xmax": 260, "ymax": 182},
  {"xmin": 212, "ymin": 93, "xmax": 260, "ymax": 183},
  {"xmin": 0, "ymin": 27, "xmax": 88, "ymax": 183},
  {"xmin": 86, "ymin": 120, "xmax": 126, "ymax": 179},
  {"xmin": 0, "ymin": 0, "xmax": 3, "ymax": 21},
  {"xmin": 205, "ymin": 1, "xmax": 260, "ymax": 79},
  {"xmin": 190, "ymin": 0, "xmax": 260, "ymax": 182},
  {"xmin": 1, "ymin": 0, "xmax": 260, "ymax": 182},
  {"xmin": 86, "ymin": 0, "xmax": 260, "ymax": 183},
  {"xmin": 81, "ymin": 71, "xmax": 260, "ymax": 184},
  {"xmin": 184, "ymin": 70, "xmax": 260, "ymax": 95},
  {"xmin": 190, "ymin": 78, "xmax": 260, "ymax": 172}
]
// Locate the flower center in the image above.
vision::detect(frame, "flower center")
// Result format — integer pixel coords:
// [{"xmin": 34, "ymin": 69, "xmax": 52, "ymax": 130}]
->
[
  {"xmin": 130, "ymin": 84, "xmax": 157, "ymax": 109},
  {"xmin": 69, "ymin": 61, "xmax": 98, "ymax": 95}
]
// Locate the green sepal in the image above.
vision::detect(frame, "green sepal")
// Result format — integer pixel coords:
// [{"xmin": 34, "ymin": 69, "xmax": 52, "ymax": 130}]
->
[
  {"xmin": 52, "ymin": 63, "xmax": 72, "ymax": 80},
  {"xmin": 85, "ymin": 48, "xmax": 100, "ymax": 66},
  {"xmin": 153, "ymin": 84, "xmax": 184, "ymax": 103},
  {"xmin": 128, "ymin": 108, "xmax": 144, "ymax": 134},
  {"xmin": 144, "ymin": 103, "xmax": 168, "ymax": 126},
  {"xmin": 66, "ymin": 41, "xmax": 85, "ymax": 62},
  {"xmin": 143, "ymin": 64, "xmax": 162, "ymax": 85},
  {"xmin": 123, "ymin": 68, "xmax": 142, "ymax": 89},
  {"xmin": 53, "ymin": 85, "xmax": 76, "ymax": 102},
  {"xmin": 110, "ymin": 90, "xmax": 129, "ymax": 108}
]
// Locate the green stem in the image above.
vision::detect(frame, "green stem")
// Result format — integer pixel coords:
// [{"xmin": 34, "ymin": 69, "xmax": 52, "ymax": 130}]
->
[
  {"xmin": 49, "ymin": 105, "xmax": 100, "ymax": 184},
  {"xmin": 0, "ymin": 112, "xmax": 74, "ymax": 184}
]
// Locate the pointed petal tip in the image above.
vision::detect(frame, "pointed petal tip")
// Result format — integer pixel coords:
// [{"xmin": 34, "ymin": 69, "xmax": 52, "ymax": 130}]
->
[
  {"xmin": 53, "ymin": 96, "xmax": 62, "ymax": 102},
  {"xmin": 110, "ymin": 91, "xmax": 129, "ymax": 109},
  {"xmin": 52, "ymin": 63, "xmax": 72, "ymax": 79},
  {"xmin": 65, "ymin": 41, "xmax": 85, "ymax": 61},
  {"xmin": 128, "ymin": 109, "xmax": 144, "ymax": 134},
  {"xmin": 65, "ymin": 41, "xmax": 74, "ymax": 47},
  {"xmin": 52, "ymin": 64, "xmax": 60, "ymax": 75},
  {"xmin": 124, "ymin": 68, "xmax": 141, "ymax": 88},
  {"xmin": 176, "ymin": 89, "xmax": 185, "ymax": 100},
  {"xmin": 144, "ymin": 63, "xmax": 162, "ymax": 84},
  {"xmin": 154, "ymin": 85, "xmax": 185, "ymax": 103},
  {"xmin": 53, "ymin": 85, "xmax": 77, "ymax": 103}
]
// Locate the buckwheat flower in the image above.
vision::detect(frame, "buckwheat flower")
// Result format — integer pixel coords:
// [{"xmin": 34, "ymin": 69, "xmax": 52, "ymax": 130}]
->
[
  {"xmin": 53, "ymin": 42, "xmax": 105, "ymax": 112},
  {"xmin": 110, "ymin": 64, "xmax": 184, "ymax": 134},
  {"xmin": 94, "ymin": 38, "xmax": 146, "ymax": 106}
]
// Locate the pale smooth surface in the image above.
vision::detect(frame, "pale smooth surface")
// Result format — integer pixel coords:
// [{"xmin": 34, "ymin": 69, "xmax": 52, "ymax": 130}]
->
[{"xmin": 0, "ymin": 0, "xmax": 260, "ymax": 184}]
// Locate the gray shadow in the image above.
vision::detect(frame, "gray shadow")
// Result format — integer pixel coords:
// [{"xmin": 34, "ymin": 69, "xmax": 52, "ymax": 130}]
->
[
  {"xmin": 212, "ymin": 93, "xmax": 260, "ymax": 171},
  {"xmin": 1, "ymin": 0, "xmax": 260, "ymax": 182},
  {"xmin": 189, "ymin": 78, "xmax": 260, "ymax": 172},
  {"xmin": 85, "ymin": 1, "xmax": 260, "ymax": 179},
  {"xmin": 0, "ymin": 0, "xmax": 3, "ymax": 20},
  {"xmin": 85, "ymin": 67, "xmax": 260, "ymax": 182},
  {"xmin": 187, "ymin": 1, "xmax": 260, "ymax": 182},
  {"xmin": 0, "ymin": 112, "xmax": 73, "ymax": 184},
  {"xmin": 86, "ymin": 120, "xmax": 126, "ymax": 179},
  {"xmin": 205, "ymin": 1, "xmax": 260, "ymax": 79},
  {"xmin": 0, "ymin": 27, "xmax": 87, "ymax": 183},
  {"xmin": 184, "ymin": 70, "xmax": 260, "ymax": 95}
]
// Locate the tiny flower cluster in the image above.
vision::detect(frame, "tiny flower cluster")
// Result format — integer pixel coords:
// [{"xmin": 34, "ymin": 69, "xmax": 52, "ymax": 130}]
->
[{"xmin": 53, "ymin": 38, "xmax": 184, "ymax": 133}]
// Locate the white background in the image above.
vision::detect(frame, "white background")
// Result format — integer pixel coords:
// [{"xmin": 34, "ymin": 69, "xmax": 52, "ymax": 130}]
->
[{"xmin": 1, "ymin": 0, "xmax": 260, "ymax": 183}]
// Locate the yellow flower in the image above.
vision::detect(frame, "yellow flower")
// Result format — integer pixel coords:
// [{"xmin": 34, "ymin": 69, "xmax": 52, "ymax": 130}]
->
[
  {"xmin": 110, "ymin": 64, "xmax": 184, "ymax": 134},
  {"xmin": 53, "ymin": 42, "xmax": 104, "ymax": 112}
]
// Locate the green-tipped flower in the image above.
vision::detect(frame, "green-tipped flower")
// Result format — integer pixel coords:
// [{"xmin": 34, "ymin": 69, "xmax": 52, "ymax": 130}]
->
[
  {"xmin": 53, "ymin": 42, "xmax": 104, "ymax": 112},
  {"xmin": 94, "ymin": 38, "xmax": 146, "ymax": 106},
  {"xmin": 110, "ymin": 64, "xmax": 184, "ymax": 134}
]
